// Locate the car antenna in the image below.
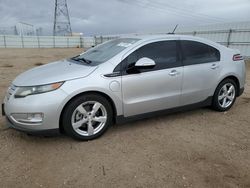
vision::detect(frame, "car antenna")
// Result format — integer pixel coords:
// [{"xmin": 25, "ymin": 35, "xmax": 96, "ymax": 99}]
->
[{"xmin": 168, "ymin": 24, "xmax": 178, "ymax": 34}]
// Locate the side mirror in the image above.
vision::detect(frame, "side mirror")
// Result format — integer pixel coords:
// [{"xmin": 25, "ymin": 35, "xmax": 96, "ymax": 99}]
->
[{"xmin": 135, "ymin": 57, "xmax": 156, "ymax": 69}]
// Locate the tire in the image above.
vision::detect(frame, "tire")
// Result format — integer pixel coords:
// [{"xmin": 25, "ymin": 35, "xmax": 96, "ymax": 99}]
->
[
  {"xmin": 62, "ymin": 94, "xmax": 113, "ymax": 141},
  {"xmin": 212, "ymin": 79, "xmax": 238, "ymax": 112}
]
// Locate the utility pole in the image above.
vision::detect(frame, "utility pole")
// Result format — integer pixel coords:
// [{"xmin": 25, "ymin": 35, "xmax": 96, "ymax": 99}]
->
[{"xmin": 53, "ymin": 0, "xmax": 72, "ymax": 36}]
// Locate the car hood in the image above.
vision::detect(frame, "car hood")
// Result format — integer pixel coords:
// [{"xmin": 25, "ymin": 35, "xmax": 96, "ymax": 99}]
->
[{"xmin": 13, "ymin": 59, "xmax": 98, "ymax": 86}]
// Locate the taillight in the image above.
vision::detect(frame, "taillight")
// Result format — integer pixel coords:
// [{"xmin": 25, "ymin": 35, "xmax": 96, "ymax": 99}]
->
[{"xmin": 233, "ymin": 54, "xmax": 243, "ymax": 61}]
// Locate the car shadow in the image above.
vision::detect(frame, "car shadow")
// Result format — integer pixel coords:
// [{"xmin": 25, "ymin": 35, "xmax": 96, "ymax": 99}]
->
[{"xmin": 1, "ymin": 107, "xmax": 214, "ymax": 143}]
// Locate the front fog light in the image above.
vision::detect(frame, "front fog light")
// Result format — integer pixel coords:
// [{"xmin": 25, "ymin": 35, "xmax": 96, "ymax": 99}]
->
[{"xmin": 10, "ymin": 113, "xmax": 43, "ymax": 125}]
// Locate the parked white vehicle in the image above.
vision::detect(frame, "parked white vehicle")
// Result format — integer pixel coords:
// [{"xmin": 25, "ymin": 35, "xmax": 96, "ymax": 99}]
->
[{"xmin": 2, "ymin": 35, "xmax": 246, "ymax": 140}]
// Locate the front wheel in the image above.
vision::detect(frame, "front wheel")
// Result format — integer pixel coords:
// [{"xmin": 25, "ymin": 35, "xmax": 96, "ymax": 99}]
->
[
  {"xmin": 62, "ymin": 94, "xmax": 113, "ymax": 141},
  {"xmin": 212, "ymin": 79, "xmax": 237, "ymax": 112}
]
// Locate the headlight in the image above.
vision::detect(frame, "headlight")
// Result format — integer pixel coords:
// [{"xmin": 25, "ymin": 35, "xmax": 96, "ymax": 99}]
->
[{"xmin": 14, "ymin": 82, "xmax": 64, "ymax": 98}]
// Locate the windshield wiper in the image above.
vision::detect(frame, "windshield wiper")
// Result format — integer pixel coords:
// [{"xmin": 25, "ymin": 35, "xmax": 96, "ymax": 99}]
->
[{"xmin": 71, "ymin": 55, "xmax": 92, "ymax": 64}]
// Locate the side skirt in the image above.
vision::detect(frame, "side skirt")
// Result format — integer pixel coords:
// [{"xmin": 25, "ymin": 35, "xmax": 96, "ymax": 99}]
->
[{"xmin": 116, "ymin": 96, "xmax": 213, "ymax": 124}]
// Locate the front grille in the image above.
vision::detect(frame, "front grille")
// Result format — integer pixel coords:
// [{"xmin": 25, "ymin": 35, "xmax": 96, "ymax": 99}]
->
[{"xmin": 6, "ymin": 84, "xmax": 17, "ymax": 100}]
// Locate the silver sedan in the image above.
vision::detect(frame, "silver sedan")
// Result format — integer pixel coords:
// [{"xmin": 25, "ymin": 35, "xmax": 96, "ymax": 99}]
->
[{"xmin": 2, "ymin": 35, "xmax": 246, "ymax": 140}]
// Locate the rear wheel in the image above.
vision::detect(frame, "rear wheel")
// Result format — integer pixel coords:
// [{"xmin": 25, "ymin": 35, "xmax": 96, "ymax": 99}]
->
[
  {"xmin": 212, "ymin": 79, "xmax": 237, "ymax": 111},
  {"xmin": 62, "ymin": 94, "xmax": 113, "ymax": 141}
]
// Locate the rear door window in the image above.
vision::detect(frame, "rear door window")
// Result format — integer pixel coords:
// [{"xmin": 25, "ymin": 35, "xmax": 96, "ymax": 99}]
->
[{"xmin": 181, "ymin": 40, "xmax": 220, "ymax": 66}]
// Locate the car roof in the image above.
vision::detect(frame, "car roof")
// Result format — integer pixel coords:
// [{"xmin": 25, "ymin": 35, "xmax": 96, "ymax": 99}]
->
[
  {"xmin": 121, "ymin": 34, "xmax": 212, "ymax": 41},
  {"xmin": 120, "ymin": 34, "xmax": 191, "ymax": 40},
  {"xmin": 120, "ymin": 34, "xmax": 224, "ymax": 49}
]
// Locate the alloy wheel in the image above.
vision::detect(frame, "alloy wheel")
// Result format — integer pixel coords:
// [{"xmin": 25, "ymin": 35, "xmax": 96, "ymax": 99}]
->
[
  {"xmin": 71, "ymin": 101, "xmax": 107, "ymax": 136},
  {"xmin": 218, "ymin": 83, "xmax": 236, "ymax": 108}
]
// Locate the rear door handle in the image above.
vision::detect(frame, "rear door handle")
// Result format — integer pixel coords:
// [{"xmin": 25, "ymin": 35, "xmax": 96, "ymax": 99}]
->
[
  {"xmin": 211, "ymin": 64, "xmax": 219, "ymax": 69},
  {"xmin": 169, "ymin": 70, "xmax": 178, "ymax": 76}
]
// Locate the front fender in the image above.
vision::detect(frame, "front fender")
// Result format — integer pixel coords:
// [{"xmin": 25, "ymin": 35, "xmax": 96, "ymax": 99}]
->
[{"xmin": 57, "ymin": 77, "xmax": 123, "ymax": 119}]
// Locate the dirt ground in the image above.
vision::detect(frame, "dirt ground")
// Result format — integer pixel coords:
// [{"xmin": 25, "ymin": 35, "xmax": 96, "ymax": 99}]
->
[{"xmin": 0, "ymin": 48, "xmax": 249, "ymax": 188}]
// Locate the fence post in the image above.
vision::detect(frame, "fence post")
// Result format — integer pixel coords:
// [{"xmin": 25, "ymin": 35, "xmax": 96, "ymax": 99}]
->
[
  {"xmin": 37, "ymin": 35, "xmax": 40, "ymax": 48},
  {"xmin": 227, "ymin": 29, "xmax": 232, "ymax": 47},
  {"xmin": 53, "ymin": 36, "xmax": 55, "ymax": 48},
  {"xmin": 21, "ymin": 34, "xmax": 24, "ymax": 48},
  {"xmin": 67, "ymin": 37, "xmax": 69, "ymax": 48},
  {"xmin": 80, "ymin": 36, "xmax": 83, "ymax": 48},
  {"xmin": 3, "ymin": 35, "xmax": 7, "ymax": 48},
  {"xmin": 101, "ymin": 36, "xmax": 103, "ymax": 43},
  {"xmin": 94, "ymin": 36, "xmax": 97, "ymax": 46}
]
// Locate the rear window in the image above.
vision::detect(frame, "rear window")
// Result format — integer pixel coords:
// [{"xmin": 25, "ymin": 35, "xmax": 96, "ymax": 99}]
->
[{"xmin": 181, "ymin": 40, "xmax": 220, "ymax": 65}]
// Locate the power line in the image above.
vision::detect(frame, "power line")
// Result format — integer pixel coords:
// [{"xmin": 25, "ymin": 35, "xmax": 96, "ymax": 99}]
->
[
  {"xmin": 152, "ymin": 0, "xmax": 227, "ymax": 22},
  {"xmin": 121, "ymin": 0, "xmax": 226, "ymax": 24},
  {"xmin": 134, "ymin": 1, "xmax": 212, "ymax": 23},
  {"xmin": 136, "ymin": 0, "xmax": 224, "ymax": 23}
]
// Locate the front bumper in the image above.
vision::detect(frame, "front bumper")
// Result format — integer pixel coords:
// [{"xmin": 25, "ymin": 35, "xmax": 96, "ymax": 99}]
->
[
  {"xmin": 5, "ymin": 116, "xmax": 60, "ymax": 136},
  {"xmin": 3, "ymin": 88, "xmax": 68, "ymax": 133}
]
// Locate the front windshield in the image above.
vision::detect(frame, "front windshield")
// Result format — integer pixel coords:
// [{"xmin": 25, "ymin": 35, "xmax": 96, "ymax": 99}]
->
[{"xmin": 74, "ymin": 38, "xmax": 140, "ymax": 65}]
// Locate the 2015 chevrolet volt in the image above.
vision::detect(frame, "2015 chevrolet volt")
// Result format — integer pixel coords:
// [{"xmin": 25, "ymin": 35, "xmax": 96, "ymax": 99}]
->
[{"xmin": 2, "ymin": 35, "xmax": 246, "ymax": 140}]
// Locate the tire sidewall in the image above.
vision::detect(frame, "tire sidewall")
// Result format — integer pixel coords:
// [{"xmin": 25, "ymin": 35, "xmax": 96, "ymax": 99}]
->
[{"xmin": 62, "ymin": 94, "xmax": 113, "ymax": 141}]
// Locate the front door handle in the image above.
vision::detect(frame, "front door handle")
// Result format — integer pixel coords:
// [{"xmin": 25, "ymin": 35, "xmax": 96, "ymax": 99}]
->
[
  {"xmin": 211, "ymin": 64, "xmax": 219, "ymax": 69},
  {"xmin": 169, "ymin": 70, "xmax": 178, "ymax": 76}
]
